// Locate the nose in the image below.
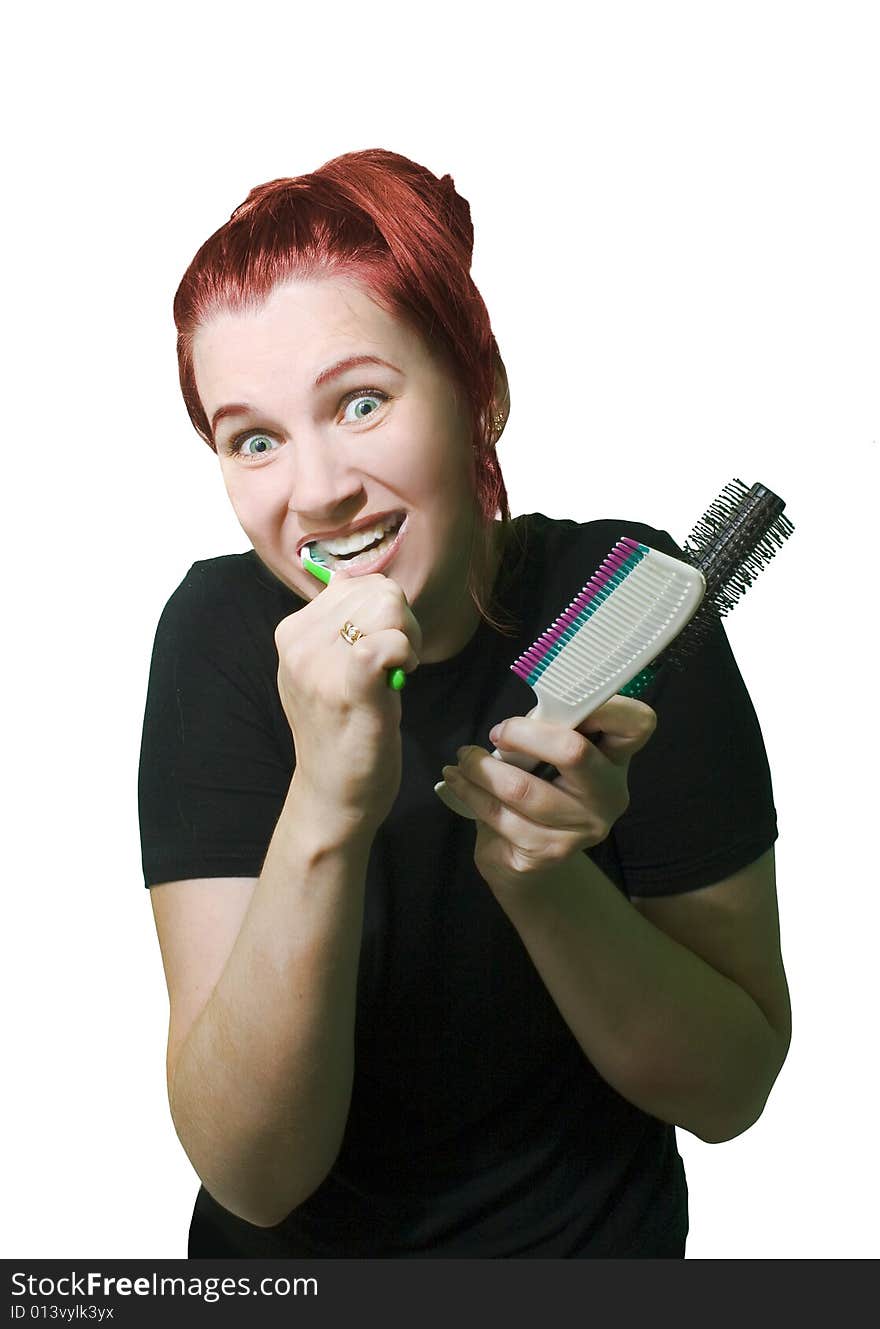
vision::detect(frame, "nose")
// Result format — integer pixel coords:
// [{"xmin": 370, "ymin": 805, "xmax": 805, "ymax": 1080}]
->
[{"xmin": 285, "ymin": 431, "xmax": 366, "ymax": 526}]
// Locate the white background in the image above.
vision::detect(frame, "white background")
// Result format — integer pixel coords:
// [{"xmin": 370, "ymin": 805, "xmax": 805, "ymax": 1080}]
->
[{"xmin": 3, "ymin": 0, "xmax": 877, "ymax": 1261}]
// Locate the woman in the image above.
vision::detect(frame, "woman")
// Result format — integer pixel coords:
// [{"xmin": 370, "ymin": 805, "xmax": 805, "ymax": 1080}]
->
[{"xmin": 138, "ymin": 149, "xmax": 790, "ymax": 1258}]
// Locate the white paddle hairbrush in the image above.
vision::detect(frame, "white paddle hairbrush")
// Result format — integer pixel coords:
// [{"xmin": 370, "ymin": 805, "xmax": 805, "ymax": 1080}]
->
[{"xmin": 434, "ymin": 537, "xmax": 705, "ymax": 819}]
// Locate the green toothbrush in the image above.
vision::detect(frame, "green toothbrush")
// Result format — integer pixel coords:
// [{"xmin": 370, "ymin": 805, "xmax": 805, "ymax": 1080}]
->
[{"xmin": 300, "ymin": 543, "xmax": 407, "ymax": 691}]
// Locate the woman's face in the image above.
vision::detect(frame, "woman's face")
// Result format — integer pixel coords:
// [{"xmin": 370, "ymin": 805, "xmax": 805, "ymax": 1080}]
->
[{"xmin": 192, "ymin": 277, "xmax": 488, "ymax": 660}]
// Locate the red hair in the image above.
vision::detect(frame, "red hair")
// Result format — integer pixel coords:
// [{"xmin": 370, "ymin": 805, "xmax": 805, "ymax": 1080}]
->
[{"xmin": 173, "ymin": 148, "xmax": 517, "ymax": 633}]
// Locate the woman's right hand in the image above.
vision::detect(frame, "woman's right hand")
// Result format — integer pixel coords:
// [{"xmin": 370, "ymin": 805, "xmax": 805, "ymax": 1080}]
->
[{"xmin": 274, "ymin": 573, "xmax": 423, "ymax": 833}]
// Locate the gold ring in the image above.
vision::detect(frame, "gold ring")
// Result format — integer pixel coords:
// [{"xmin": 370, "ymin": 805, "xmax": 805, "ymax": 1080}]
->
[{"xmin": 340, "ymin": 621, "xmax": 366, "ymax": 645}]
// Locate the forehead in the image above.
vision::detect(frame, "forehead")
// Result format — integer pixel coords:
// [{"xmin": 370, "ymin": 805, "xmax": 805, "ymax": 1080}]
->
[{"xmin": 193, "ymin": 278, "xmax": 428, "ymax": 402}]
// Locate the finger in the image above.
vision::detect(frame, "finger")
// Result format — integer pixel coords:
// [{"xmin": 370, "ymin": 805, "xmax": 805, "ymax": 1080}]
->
[
  {"xmin": 381, "ymin": 576, "xmax": 424, "ymax": 658},
  {"xmin": 440, "ymin": 762, "xmax": 568, "ymax": 847},
  {"xmin": 353, "ymin": 626, "xmax": 421, "ymax": 678},
  {"xmin": 574, "ymin": 697, "xmax": 657, "ymax": 766},
  {"xmin": 490, "ymin": 716, "xmax": 603, "ymax": 774},
  {"xmin": 449, "ymin": 747, "xmax": 587, "ymax": 830},
  {"xmin": 330, "ymin": 574, "xmax": 424, "ymax": 660},
  {"xmin": 490, "ymin": 700, "xmax": 655, "ymax": 775}
]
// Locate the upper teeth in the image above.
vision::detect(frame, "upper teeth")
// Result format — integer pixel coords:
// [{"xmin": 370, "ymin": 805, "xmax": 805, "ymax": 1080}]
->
[{"xmin": 315, "ymin": 514, "xmax": 403, "ymax": 558}]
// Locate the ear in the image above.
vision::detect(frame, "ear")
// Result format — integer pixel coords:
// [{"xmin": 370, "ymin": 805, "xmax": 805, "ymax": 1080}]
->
[{"xmin": 492, "ymin": 350, "xmax": 511, "ymax": 438}]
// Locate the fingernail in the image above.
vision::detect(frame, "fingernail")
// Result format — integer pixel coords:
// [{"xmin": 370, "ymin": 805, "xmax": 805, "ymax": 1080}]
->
[
  {"xmin": 442, "ymin": 765, "xmax": 459, "ymax": 782},
  {"xmin": 489, "ymin": 724, "xmax": 502, "ymax": 744}
]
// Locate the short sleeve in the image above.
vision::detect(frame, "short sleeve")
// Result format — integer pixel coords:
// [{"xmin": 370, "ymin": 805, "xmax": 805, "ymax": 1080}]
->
[
  {"xmin": 137, "ymin": 561, "xmax": 295, "ymax": 887},
  {"xmin": 607, "ymin": 525, "xmax": 779, "ymax": 897}
]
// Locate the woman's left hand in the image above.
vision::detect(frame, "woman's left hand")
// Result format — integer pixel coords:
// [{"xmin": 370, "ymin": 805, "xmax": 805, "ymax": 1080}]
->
[{"xmin": 441, "ymin": 697, "xmax": 657, "ymax": 894}]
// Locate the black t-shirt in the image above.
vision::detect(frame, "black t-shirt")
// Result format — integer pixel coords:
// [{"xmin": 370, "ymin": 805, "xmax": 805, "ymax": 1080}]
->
[{"xmin": 138, "ymin": 512, "xmax": 778, "ymax": 1258}]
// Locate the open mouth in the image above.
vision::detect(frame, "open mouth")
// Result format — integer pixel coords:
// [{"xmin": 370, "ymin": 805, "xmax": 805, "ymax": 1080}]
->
[{"xmin": 312, "ymin": 513, "xmax": 407, "ymax": 573}]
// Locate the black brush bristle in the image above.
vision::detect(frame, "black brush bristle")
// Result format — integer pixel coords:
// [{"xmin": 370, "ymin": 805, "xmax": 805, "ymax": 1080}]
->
[{"xmin": 657, "ymin": 479, "xmax": 794, "ymax": 670}]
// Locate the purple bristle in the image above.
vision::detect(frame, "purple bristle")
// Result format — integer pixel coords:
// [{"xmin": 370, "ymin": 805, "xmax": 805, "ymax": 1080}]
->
[
  {"xmin": 527, "ymin": 541, "xmax": 636, "ymax": 654},
  {"xmin": 511, "ymin": 538, "xmax": 645, "ymax": 681}
]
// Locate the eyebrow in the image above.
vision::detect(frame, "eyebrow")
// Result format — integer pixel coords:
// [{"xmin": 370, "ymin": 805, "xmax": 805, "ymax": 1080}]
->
[{"xmin": 210, "ymin": 355, "xmax": 403, "ymax": 434}]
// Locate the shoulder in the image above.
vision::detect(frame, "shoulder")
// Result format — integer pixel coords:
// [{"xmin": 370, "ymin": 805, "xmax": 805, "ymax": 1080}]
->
[
  {"xmin": 513, "ymin": 511, "xmax": 681, "ymax": 556},
  {"xmin": 509, "ymin": 513, "xmax": 683, "ymax": 606},
  {"xmin": 160, "ymin": 552, "xmax": 265, "ymax": 616},
  {"xmin": 157, "ymin": 551, "xmax": 300, "ymax": 634},
  {"xmin": 148, "ymin": 553, "xmax": 303, "ymax": 687}
]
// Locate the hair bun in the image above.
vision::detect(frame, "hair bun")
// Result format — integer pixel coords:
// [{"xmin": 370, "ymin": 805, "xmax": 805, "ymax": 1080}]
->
[
  {"xmin": 437, "ymin": 173, "xmax": 474, "ymax": 263},
  {"xmin": 229, "ymin": 178, "xmax": 294, "ymax": 222}
]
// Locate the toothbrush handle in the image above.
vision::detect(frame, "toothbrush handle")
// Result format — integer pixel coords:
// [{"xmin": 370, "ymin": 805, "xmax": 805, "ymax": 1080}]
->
[
  {"xmin": 387, "ymin": 667, "xmax": 407, "ymax": 691},
  {"xmin": 300, "ymin": 549, "xmax": 407, "ymax": 690}
]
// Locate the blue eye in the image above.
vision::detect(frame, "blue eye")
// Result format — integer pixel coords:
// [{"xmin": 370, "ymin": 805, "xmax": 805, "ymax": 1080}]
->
[
  {"xmin": 342, "ymin": 389, "xmax": 388, "ymax": 423},
  {"xmin": 230, "ymin": 433, "xmax": 279, "ymax": 460}
]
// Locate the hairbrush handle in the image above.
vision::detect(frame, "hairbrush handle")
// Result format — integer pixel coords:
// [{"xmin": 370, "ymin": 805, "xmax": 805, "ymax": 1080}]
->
[{"xmin": 433, "ymin": 659, "xmax": 665, "ymax": 818}]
